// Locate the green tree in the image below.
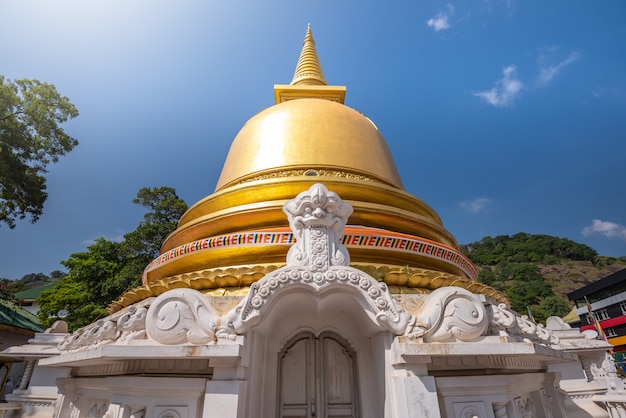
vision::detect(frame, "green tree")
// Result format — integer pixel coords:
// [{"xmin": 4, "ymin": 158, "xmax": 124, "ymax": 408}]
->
[
  {"xmin": 111, "ymin": 186, "xmax": 188, "ymax": 295},
  {"xmin": 37, "ymin": 275, "xmax": 107, "ymax": 330},
  {"xmin": 125, "ymin": 186, "xmax": 188, "ymax": 258},
  {"xmin": 497, "ymin": 262, "xmax": 543, "ymax": 282},
  {"xmin": 37, "ymin": 186, "xmax": 187, "ymax": 330},
  {"xmin": 506, "ymin": 280, "xmax": 554, "ymax": 314},
  {"xmin": 50, "ymin": 270, "xmax": 66, "ymax": 280},
  {"xmin": 61, "ymin": 238, "xmax": 125, "ymax": 307},
  {"xmin": 465, "ymin": 233, "xmax": 597, "ymax": 265},
  {"xmin": 0, "ymin": 76, "xmax": 79, "ymax": 228},
  {"xmin": 530, "ymin": 296, "xmax": 571, "ymax": 324}
]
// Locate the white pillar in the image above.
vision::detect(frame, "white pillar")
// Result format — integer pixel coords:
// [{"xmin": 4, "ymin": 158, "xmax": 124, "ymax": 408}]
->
[{"xmin": 202, "ymin": 380, "xmax": 246, "ymax": 418}]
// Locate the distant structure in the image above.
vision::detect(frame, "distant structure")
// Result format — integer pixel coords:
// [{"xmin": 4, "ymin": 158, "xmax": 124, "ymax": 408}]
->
[
  {"xmin": 569, "ymin": 269, "xmax": 626, "ymax": 366},
  {"xmin": 0, "ymin": 298, "xmax": 44, "ymax": 411},
  {"xmin": 14, "ymin": 283, "xmax": 57, "ymax": 316},
  {"xmin": 3, "ymin": 25, "xmax": 626, "ymax": 418}
]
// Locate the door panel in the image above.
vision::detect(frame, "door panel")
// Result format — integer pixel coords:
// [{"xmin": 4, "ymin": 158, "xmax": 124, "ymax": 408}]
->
[
  {"xmin": 279, "ymin": 335, "xmax": 314, "ymax": 418},
  {"xmin": 279, "ymin": 332, "xmax": 358, "ymax": 418},
  {"xmin": 321, "ymin": 335, "xmax": 357, "ymax": 418}
]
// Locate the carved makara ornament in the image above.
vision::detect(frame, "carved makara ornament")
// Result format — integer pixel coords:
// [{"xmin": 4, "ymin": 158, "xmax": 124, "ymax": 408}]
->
[
  {"xmin": 146, "ymin": 289, "xmax": 218, "ymax": 344},
  {"xmin": 283, "ymin": 183, "xmax": 353, "ymax": 270},
  {"xmin": 406, "ymin": 287, "xmax": 488, "ymax": 342}
]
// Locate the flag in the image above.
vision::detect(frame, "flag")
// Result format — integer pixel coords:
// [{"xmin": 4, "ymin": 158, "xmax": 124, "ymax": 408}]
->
[
  {"xmin": 527, "ymin": 306, "xmax": 535, "ymax": 323},
  {"xmin": 585, "ymin": 297, "xmax": 607, "ymax": 342}
]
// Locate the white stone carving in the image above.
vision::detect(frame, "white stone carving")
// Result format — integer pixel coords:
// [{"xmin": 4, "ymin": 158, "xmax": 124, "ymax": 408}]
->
[
  {"xmin": 58, "ymin": 319, "xmax": 119, "ymax": 351},
  {"xmin": 488, "ymin": 304, "xmax": 559, "ymax": 345},
  {"xmin": 219, "ymin": 266, "xmax": 411, "ymax": 337},
  {"xmin": 218, "ymin": 184, "xmax": 412, "ymax": 338},
  {"xmin": 117, "ymin": 305, "xmax": 148, "ymax": 341},
  {"xmin": 545, "ymin": 316, "xmax": 570, "ymax": 330},
  {"xmin": 516, "ymin": 315, "xmax": 537, "ymax": 336},
  {"xmin": 492, "ymin": 402, "xmax": 508, "ymax": 418},
  {"xmin": 155, "ymin": 407, "xmax": 184, "ymax": 418},
  {"xmin": 603, "ymin": 351, "xmax": 619, "ymax": 376},
  {"xmin": 88, "ymin": 400, "xmax": 108, "ymax": 417},
  {"xmin": 453, "ymin": 402, "xmax": 488, "ymax": 418},
  {"xmin": 406, "ymin": 287, "xmax": 488, "ymax": 342},
  {"xmin": 69, "ymin": 396, "xmax": 80, "ymax": 418},
  {"xmin": 515, "ymin": 397, "xmax": 535, "ymax": 418},
  {"xmin": 283, "ymin": 183, "xmax": 353, "ymax": 269},
  {"xmin": 489, "ymin": 303, "xmax": 517, "ymax": 328},
  {"xmin": 145, "ymin": 288, "xmax": 219, "ymax": 344},
  {"xmin": 103, "ymin": 404, "xmax": 120, "ymax": 418},
  {"xmin": 459, "ymin": 405, "xmax": 483, "ymax": 418},
  {"xmin": 59, "ymin": 302, "xmax": 150, "ymax": 351}
]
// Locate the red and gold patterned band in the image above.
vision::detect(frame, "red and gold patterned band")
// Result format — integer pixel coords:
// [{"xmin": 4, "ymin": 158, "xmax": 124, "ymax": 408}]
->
[{"xmin": 145, "ymin": 226, "xmax": 477, "ymax": 281}]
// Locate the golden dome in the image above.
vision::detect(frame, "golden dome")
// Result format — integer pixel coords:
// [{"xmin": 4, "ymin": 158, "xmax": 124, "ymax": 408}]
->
[
  {"xmin": 107, "ymin": 25, "xmax": 509, "ymax": 314},
  {"xmin": 215, "ymin": 98, "xmax": 404, "ymax": 191}
]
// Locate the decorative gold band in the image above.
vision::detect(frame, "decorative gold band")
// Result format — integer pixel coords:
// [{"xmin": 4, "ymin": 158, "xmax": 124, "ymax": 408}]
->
[{"xmin": 109, "ymin": 263, "xmax": 508, "ymax": 314}]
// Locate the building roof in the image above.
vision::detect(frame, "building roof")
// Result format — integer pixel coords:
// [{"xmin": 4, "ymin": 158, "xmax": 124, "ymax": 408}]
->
[
  {"xmin": 567, "ymin": 268, "xmax": 626, "ymax": 301},
  {"xmin": 0, "ymin": 299, "xmax": 44, "ymax": 334},
  {"xmin": 14, "ymin": 282, "xmax": 57, "ymax": 301}
]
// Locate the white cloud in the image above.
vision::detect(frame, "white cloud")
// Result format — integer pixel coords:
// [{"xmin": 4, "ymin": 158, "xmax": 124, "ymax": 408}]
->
[
  {"xmin": 427, "ymin": 13, "xmax": 450, "ymax": 31},
  {"xmin": 536, "ymin": 49, "xmax": 580, "ymax": 86},
  {"xmin": 473, "ymin": 65, "xmax": 523, "ymax": 107},
  {"xmin": 427, "ymin": 4, "xmax": 455, "ymax": 31},
  {"xmin": 591, "ymin": 86, "xmax": 623, "ymax": 99},
  {"xmin": 582, "ymin": 219, "xmax": 626, "ymax": 240},
  {"xmin": 460, "ymin": 197, "xmax": 492, "ymax": 214}
]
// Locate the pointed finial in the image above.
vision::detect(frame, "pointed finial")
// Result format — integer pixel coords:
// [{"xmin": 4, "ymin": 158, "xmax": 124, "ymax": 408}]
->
[
  {"xmin": 274, "ymin": 24, "xmax": 345, "ymax": 103},
  {"xmin": 290, "ymin": 24, "xmax": 327, "ymax": 86}
]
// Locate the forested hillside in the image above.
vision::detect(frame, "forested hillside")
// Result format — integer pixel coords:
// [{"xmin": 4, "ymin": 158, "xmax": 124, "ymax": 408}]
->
[
  {"xmin": 0, "ymin": 272, "xmax": 63, "ymax": 297},
  {"xmin": 462, "ymin": 233, "xmax": 626, "ymax": 323}
]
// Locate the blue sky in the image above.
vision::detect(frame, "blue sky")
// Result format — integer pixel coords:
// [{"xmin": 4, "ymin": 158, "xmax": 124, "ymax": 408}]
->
[{"xmin": 1, "ymin": 0, "xmax": 625, "ymax": 280}]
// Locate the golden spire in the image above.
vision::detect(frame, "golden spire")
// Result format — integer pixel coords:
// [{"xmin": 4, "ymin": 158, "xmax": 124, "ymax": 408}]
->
[
  {"xmin": 274, "ymin": 24, "xmax": 346, "ymax": 104},
  {"xmin": 290, "ymin": 24, "xmax": 327, "ymax": 86}
]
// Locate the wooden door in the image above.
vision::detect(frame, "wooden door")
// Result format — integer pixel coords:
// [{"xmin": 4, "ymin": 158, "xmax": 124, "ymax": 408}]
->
[{"xmin": 278, "ymin": 332, "xmax": 359, "ymax": 418}]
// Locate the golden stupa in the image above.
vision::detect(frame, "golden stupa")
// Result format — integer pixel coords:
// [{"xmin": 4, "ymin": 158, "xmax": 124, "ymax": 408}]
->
[{"xmin": 109, "ymin": 25, "xmax": 506, "ymax": 312}]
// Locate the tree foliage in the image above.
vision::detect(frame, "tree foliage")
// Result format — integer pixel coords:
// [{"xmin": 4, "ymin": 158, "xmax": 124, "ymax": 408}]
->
[
  {"xmin": 530, "ymin": 296, "xmax": 571, "ymax": 325},
  {"xmin": 465, "ymin": 233, "xmax": 597, "ymax": 265},
  {"xmin": 37, "ymin": 186, "xmax": 187, "ymax": 330},
  {"xmin": 36, "ymin": 274, "xmax": 107, "ymax": 330},
  {"xmin": 0, "ymin": 76, "xmax": 79, "ymax": 228},
  {"xmin": 478, "ymin": 262, "xmax": 555, "ymax": 314}
]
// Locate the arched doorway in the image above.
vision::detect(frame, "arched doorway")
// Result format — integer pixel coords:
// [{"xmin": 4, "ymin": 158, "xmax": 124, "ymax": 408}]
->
[{"xmin": 278, "ymin": 331, "xmax": 359, "ymax": 418}]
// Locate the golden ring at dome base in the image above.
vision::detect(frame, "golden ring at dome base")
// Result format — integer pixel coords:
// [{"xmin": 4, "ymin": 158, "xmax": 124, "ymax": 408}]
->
[
  {"xmin": 108, "ymin": 263, "xmax": 509, "ymax": 314},
  {"xmin": 164, "ymin": 176, "xmax": 457, "ymax": 253}
]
